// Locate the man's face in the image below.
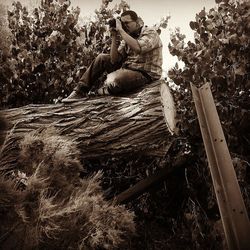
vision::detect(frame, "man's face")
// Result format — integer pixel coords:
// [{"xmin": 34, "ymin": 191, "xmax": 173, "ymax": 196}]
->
[{"xmin": 120, "ymin": 15, "xmax": 138, "ymax": 34}]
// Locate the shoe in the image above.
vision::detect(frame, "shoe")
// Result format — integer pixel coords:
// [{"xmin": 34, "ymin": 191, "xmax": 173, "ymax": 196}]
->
[
  {"xmin": 61, "ymin": 91, "xmax": 86, "ymax": 103},
  {"xmin": 96, "ymin": 87, "xmax": 110, "ymax": 95}
]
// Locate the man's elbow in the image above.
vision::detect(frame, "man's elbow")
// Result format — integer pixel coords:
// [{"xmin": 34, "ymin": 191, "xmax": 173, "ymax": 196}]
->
[{"xmin": 134, "ymin": 46, "xmax": 141, "ymax": 54}]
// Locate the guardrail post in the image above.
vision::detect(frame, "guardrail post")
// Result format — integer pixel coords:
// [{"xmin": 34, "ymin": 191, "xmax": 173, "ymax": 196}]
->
[{"xmin": 191, "ymin": 82, "xmax": 250, "ymax": 250}]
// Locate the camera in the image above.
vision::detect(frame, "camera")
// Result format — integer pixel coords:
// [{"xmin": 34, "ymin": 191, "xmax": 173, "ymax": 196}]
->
[
  {"xmin": 108, "ymin": 17, "xmax": 125, "ymax": 29},
  {"xmin": 108, "ymin": 18, "xmax": 117, "ymax": 28}
]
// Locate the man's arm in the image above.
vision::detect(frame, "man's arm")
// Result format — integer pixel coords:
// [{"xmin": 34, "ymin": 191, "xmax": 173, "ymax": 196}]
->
[
  {"xmin": 110, "ymin": 30, "xmax": 121, "ymax": 64},
  {"xmin": 116, "ymin": 19, "xmax": 141, "ymax": 54}
]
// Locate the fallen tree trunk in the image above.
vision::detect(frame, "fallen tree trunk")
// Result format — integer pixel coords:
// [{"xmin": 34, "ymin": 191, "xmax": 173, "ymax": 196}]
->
[{"xmin": 0, "ymin": 80, "xmax": 177, "ymax": 159}]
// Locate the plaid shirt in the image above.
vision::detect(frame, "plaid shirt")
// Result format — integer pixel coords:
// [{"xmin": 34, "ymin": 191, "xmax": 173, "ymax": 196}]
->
[{"xmin": 118, "ymin": 26, "xmax": 163, "ymax": 80}]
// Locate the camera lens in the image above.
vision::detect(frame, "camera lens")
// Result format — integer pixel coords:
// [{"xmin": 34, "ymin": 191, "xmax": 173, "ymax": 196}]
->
[{"xmin": 108, "ymin": 18, "xmax": 116, "ymax": 28}]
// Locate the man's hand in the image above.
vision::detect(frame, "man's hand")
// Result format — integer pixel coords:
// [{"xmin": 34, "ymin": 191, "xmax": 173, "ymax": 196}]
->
[
  {"xmin": 109, "ymin": 28, "xmax": 118, "ymax": 37},
  {"xmin": 115, "ymin": 18, "xmax": 123, "ymax": 32},
  {"xmin": 114, "ymin": 18, "xmax": 141, "ymax": 54}
]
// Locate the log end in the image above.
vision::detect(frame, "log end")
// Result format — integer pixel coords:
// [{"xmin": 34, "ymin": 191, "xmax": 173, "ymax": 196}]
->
[{"xmin": 160, "ymin": 82, "xmax": 178, "ymax": 135}]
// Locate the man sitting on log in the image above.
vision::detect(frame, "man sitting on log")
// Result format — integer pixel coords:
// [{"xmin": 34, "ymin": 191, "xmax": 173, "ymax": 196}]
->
[{"xmin": 62, "ymin": 10, "xmax": 163, "ymax": 103}]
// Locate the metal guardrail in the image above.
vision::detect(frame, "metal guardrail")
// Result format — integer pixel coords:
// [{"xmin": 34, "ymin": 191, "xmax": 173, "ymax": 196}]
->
[{"xmin": 191, "ymin": 82, "xmax": 250, "ymax": 250}]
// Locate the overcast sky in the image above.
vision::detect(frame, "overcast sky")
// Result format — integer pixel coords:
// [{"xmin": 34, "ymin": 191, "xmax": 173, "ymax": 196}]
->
[{"xmin": 2, "ymin": 0, "xmax": 217, "ymax": 73}]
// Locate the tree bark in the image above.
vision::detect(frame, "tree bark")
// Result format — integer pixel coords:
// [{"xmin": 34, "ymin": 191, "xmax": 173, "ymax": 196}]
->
[{"xmin": 0, "ymin": 80, "xmax": 177, "ymax": 159}]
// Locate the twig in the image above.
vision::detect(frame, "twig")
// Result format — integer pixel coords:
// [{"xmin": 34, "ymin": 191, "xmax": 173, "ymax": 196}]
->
[{"xmin": 0, "ymin": 221, "xmax": 21, "ymax": 244}]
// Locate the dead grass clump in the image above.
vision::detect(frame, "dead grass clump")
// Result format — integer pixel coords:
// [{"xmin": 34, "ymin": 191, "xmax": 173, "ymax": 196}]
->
[
  {"xmin": 38, "ymin": 171, "xmax": 135, "ymax": 249},
  {"xmin": 0, "ymin": 127, "xmax": 135, "ymax": 249},
  {"xmin": 19, "ymin": 127, "xmax": 83, "ymax": 175},
  {"xmin": 19, "ymin": 127, "xmax": 84, "ymax": 200}
]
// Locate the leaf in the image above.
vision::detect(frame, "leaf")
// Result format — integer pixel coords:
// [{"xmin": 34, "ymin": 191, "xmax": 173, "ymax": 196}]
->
[
  {"xmin": 206, "ymin": 24, "xmax": 214, "ymax": 31},
  {"xmin": 194, "ymin": 50, "xmax": 203, "ymax": 57},
  {"xmin": 200, "ymin": 33, "xmax": 209, "ymax": 41},
  {"xmin": 189, "ymin": 21, "xmax": 199, "ymax": 30},
  {"xmin": 198, "ymin": 8, "xmax": 206, "ymax": 18},
  {"xmin": 219, "ymin": 38, "xmax": 229, "ymax": 44}
]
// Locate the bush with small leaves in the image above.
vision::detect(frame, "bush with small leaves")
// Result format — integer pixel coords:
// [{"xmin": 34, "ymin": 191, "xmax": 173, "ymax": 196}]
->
[{"xmin": 0, "ymin": 0, "xmax": 132, "ymax": 107}]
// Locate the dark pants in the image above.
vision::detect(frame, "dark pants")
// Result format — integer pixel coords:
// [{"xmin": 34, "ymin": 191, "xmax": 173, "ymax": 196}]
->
[{"xmin": 74, "ymin": 53, "xmax": 151, "ymax": 95}]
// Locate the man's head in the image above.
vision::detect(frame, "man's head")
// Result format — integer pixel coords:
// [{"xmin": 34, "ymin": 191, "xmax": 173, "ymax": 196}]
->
[{"xmin": 120, "ymin": 10, "xmax": 141, "ymax": 34}]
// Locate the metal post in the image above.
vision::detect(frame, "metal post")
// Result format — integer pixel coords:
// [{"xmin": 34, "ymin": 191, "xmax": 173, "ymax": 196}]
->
[{"xmin": 191, "ymin": 82, "xmax": 250, "ymax": 250}]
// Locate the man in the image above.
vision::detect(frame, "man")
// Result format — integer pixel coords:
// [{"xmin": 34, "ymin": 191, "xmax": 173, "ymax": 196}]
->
[{"xmin": 62, "ymin": 10, "xmax": 162, "ymax": 103}]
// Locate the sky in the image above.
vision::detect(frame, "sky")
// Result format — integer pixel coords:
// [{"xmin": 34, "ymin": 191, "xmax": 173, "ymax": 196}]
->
[{"xmin": 1, "ymin": 0, "xmax": 217, "ymax": 74}]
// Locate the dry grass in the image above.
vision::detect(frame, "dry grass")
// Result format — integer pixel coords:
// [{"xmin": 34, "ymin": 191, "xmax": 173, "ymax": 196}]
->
[
  {"xmin": 37, "ymin": 171, "xmax": 135, "ymax": 249},
  {"xmin": 0, "ymin": 127, "xmax": 135, "ymax": 249}
]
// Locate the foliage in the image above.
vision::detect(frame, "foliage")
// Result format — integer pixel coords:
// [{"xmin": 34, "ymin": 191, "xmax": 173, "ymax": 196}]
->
[
  {"xmin": 165, "ymin": 0, "xmax": 250, "ymax": 249},
  {"xmin": 0, "ymin": 0, "xmax": 126, "ymax": 107},
  {"xmin": 168, "ymin": 0, "xmax": 250, "ymax": 159},
  {"xmin": 0, "ymin": 127, "xmax": 135, "ymax": 249}
]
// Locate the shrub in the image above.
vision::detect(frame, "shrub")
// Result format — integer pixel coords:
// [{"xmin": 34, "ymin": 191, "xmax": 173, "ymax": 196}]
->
[{"xmin": 0, "ymin": 0, "xmax": 129, "ymax": 107}]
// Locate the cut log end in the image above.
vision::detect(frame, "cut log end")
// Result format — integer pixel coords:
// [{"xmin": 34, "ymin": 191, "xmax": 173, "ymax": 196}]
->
[{"xmin": 160, "ymin": 82, "xmax": 178, "ymax": 135}]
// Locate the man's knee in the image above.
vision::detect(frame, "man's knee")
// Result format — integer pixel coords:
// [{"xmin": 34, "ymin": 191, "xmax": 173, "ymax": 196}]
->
[
  {"xmin": 106, "ymin": 81, "xmax": 123, "ymax": 95},
  {"xmin": 95, "ymin": 53, "xmax": 111, "ymax": 63},
  {"xmin": 105, "ymin": 71, "xmax": 124, "ymax": 95}
]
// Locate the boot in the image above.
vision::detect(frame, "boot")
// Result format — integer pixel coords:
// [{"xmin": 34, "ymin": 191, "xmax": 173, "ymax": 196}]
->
[{"xmin": 61, "ymin": 90, "xmax": 87, "ymax": 103}]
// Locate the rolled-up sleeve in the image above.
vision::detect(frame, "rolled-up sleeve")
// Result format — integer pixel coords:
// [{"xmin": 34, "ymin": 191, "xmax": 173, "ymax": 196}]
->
[{"xmin": 137, "ymin": 29, "xmax": 160, "ymax": 54}]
